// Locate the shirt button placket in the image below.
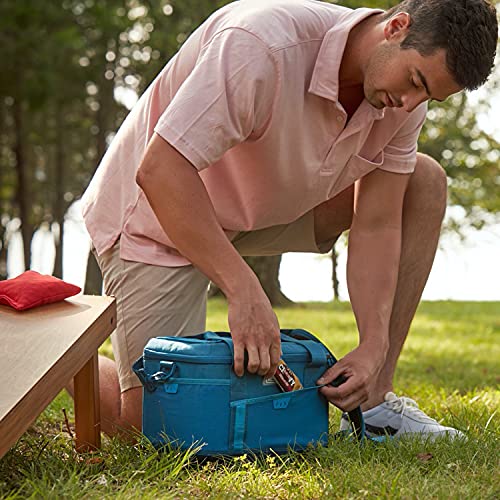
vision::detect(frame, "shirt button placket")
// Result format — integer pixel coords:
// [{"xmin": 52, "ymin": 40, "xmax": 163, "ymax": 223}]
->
[{"xmin": 321, "ymin": 114, "xmax": 344, "ymax": 176}]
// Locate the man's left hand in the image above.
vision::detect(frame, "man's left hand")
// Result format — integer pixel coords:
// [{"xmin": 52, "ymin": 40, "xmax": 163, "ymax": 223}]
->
[{"xmin": 317, "ymin": 343, "xmax": 386, "ymax": 411}]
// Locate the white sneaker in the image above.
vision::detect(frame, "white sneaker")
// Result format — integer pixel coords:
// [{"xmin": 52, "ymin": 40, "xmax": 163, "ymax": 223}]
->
[{"xmin": 340, "ymin": 392, "xmax": 465, "ymax": 439}]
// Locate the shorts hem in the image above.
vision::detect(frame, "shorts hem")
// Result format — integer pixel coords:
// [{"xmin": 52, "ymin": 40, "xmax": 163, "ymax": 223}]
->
[{"xmin": 121, "ymin": 373, "xmax": 143, "ymax": 393}]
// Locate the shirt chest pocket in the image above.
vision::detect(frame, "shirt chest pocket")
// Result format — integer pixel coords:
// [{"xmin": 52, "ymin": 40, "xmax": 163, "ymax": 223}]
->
[{"xmin": 329, "ymin": 151, "xmax": 384, "ymax": 198}]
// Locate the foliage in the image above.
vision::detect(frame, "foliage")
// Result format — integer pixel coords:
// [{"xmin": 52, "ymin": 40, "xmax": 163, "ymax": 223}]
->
[
  {"xmin": 0, "ymin": 0, "xmax": 498, "ymax": 217},
  {"xmin": 1, "ymin": 299, "xmax": 498, "ymax": 498}
]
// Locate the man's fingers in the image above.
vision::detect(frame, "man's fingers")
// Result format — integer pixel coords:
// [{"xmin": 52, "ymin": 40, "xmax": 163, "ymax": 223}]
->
[
  {"xmin": 319, "ymin": 376, "xmax": 368, "ymax": 411},
  {"xmin": 257, "ymin": 348, "xmax": 271, "ymax": 376},
  {"xmin": 320, "ymin": 388, "xmax": 364, "ymax": 412},
  {"xmin": 267, "ymin": 343, "xmax": 281, "ymax": 378},
  {"xmin": 334, "ymin": 394, "xmax": 365, "ymax": 412},
  {"xmin": 233, "ymin": 335, "xmax": 281, "ymax": 377},
  {"xmin": 227, "ymin": 297, "xmax": 281, "ymax": 378},
  {"xmin": 317, "ymin": 363, "xmax": 343, "ymax": 385},
  {"xmin": 233, "ymin": 342, "xmax": 245, "ymax": 377},
  {"xmin": 320, "ymin": 375, "xmax": 356, "ymax": 399},
  {"xmin": 337, "ymin": 388, "xmax": 367, "ymax": 412},
  {"xmin": 246, "ymin": 345, "xmax": 260, "ymax": 374}
]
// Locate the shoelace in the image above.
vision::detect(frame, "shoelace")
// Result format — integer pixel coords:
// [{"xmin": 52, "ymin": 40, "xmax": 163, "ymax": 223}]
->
[{"xmin": 388, "ymin": 396, "xmax": 437, "ymax": 423}]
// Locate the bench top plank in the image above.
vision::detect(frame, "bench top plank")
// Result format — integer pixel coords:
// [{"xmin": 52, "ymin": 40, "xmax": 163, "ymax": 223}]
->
[{"xmin": 0, "ymin": 295, "xmax": 116, "ymax": 458}]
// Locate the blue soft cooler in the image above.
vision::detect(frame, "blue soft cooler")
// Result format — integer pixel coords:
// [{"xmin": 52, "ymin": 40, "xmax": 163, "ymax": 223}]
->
[{"xmin": 133, "ymin": 329, "xmax": 363, "ymax": 456}]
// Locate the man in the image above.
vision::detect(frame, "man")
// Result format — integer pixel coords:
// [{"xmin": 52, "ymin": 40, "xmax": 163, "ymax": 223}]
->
[{"xmin": 80, "ymin": 0, "xmax": 498, "ymax": 439}]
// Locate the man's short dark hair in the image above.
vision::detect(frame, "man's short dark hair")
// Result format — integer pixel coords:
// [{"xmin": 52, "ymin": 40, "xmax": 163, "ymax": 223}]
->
[{"xmin": 381, "ymin": 0, "xmax": 498, "ymax": 90}]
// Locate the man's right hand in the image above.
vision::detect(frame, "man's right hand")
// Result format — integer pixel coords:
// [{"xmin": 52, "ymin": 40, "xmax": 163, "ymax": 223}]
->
[{"xmin": 227, "ymin": 290, "xmax": 281, "ymax": 379}]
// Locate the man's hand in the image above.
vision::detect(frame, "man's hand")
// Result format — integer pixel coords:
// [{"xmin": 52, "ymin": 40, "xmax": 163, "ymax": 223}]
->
[
  {"xmin": 227, "ymin": 291, "xmax": 281, "ymax": 379},
  {"xmin": 317, "ymin": 343, "xmax": 386, "ymax": 411}
]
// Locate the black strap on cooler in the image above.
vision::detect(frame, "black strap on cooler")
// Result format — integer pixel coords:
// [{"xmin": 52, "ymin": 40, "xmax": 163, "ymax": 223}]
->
[
  {"xmin": 329, "ymin": 374, "xmax": 366, "ymax": 441},
  {"xmin": 282, "ymin": 329, "xmax": 366, "ymax": 441}
]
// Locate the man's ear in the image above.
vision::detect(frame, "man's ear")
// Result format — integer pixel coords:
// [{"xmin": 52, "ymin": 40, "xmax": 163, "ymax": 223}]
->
[{"xmin": 383, "ymin": 12, "xmax": 411, "ymax": 41}]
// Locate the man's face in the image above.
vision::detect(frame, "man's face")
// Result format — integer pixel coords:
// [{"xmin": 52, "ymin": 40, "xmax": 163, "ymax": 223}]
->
[{"xmin": 363, "ymin": 25, "xmax": 463, "ymax": 112}]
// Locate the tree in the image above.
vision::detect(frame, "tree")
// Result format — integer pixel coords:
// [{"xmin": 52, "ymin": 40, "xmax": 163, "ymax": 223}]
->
[
  {"xmin": 1, "ymin": 0, "xmax": 497, "ymax": 311},
  {"xmin": 0, "ymin": 1, "xmax": 137, "ymax": 287}
]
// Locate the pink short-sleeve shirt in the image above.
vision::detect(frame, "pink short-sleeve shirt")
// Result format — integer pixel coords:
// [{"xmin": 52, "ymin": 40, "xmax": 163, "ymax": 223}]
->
[{"xmin": 82, "ymin": 0, "xmax": 427, "ymax": 267}]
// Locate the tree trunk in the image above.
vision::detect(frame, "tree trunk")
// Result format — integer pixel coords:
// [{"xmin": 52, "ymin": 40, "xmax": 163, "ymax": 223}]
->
[
  {"xmin": 84, "ymin": 250, "xmax": 102, "ymax": 295},
  {"xmin": 331, "ymin": 242, "xmax": 340, "ymax": 301},
  {"xmin": 0, "ymin": 223, "xmax": 7, "ymax": 280},
  {"xmin": 53, "ymin": 105, "xmax": 65, "ymax": 279},
  {"xmin": 208, "ymin": 256, "xmax": 293, "ymax": 306},
  {"xmin": 13, "ymin": 98, "xmax": 33, "ymax": 271},
  {"xmin": 245, "ymin": 255, "xmax": 293, "ymax": 307},
  {"xmin": 0, "ymin": 102, "xmax": 7, "ymax": 280}
]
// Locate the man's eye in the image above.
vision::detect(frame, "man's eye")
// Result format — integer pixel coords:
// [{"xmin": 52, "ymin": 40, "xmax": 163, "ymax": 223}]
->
[{"xmin": 411, "ymin": 78, "xmax": 418, "ymax": 88}]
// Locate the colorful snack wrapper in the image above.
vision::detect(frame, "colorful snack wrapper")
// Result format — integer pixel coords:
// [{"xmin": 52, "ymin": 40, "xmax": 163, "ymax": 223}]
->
[{"xmin": 266, "ymin": 359, "xmax": 303, "ymax": 392}]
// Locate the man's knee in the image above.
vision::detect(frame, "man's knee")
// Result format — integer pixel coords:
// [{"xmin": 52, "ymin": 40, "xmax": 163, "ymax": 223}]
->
[
  {"xmin": 314, "ymin": 154, "xmax": 446, "ymax": 246},
  {"xmin": 410, "ymin": 153, "xmax": 447, "ymax": 217},
  {"xmin": 413, "ymin": 153, "xmax": 447, "ymax": 198}
]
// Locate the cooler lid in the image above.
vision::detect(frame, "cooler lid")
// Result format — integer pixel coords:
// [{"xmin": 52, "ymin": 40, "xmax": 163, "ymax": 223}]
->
[{"xmin": 143, "ymin": 331, "xmax": 327, "ymax": 365}]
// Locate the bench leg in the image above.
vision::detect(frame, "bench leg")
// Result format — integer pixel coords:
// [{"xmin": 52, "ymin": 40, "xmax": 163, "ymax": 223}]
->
[{"xmin": 74, "ymin": 352, "xmax": 101, "ymax": 452}]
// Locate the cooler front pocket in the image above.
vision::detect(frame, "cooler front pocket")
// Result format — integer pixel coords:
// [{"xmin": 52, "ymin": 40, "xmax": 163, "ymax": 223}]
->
[
  {"xmin": 143, "ymin": 377, "xmax": 231, "ymax": 453},
  {"xmin": 229, "ymin": 386, "xmax": 328, "ymax": 453}
]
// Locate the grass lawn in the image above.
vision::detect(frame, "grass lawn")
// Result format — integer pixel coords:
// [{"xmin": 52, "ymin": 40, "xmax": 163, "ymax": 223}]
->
[{"xmin": 1, "ymin": 299, "xmax": 498, "ymax": 499}]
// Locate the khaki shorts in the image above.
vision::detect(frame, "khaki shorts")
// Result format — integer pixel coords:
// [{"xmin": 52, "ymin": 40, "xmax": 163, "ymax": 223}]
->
[{"xmin": 95, "ymin": 210, "xmax": 337, "ymax": 391}]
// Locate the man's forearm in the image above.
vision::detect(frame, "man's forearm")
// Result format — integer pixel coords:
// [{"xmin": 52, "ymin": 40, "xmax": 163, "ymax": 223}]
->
[
  {"xmin": 346, "ymin": 225, "xmax": 402, "ymax": 354},
  {"xmin": 136, "ymin": 134, "xmax": 259, "ymax": 301}
]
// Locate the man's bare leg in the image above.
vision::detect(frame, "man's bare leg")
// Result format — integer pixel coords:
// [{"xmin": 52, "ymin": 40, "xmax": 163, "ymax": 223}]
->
[
  {"xmin": 364, "ymin": 154, "xmax": 447, "ymax": 408},
  {"xmin": 314, "ymin": 153, "xmax": 447, "ymax": 410},
  {"xmin": 66, "ymin": 355, "xmax": 142, "ymax": 439}
]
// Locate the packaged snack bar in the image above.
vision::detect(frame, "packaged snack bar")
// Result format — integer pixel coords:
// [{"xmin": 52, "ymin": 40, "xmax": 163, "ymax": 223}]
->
[{"xmin": 268, "ymin": 359, "xmax": 303, "ymax": 392}]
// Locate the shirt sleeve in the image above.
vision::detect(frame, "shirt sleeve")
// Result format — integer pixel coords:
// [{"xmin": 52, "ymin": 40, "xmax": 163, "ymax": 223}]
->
[
  {"xmin": 154, "ymin": 28, "xmax": 278, "ymax": 170},
  {"xmin": 378, "ymin": 102, "xmax": 428, "ymax": 174}
]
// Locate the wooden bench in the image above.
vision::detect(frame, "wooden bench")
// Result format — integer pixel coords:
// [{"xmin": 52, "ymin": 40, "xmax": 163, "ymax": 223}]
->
[{"xmin": 0, "ymin": 295, "xmax": 116, "ymax": 458}]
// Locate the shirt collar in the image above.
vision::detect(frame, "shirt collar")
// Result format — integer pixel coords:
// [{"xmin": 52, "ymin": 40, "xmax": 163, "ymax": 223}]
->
[{"xmin": 309, "ymin": 8, "xmax": 385, "ymax": 120}]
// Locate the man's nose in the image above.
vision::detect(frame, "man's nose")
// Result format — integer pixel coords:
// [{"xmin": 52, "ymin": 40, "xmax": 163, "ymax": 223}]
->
[{"xmin": 401, "ymin": 91, "xmax": 427, "ymax": 113}]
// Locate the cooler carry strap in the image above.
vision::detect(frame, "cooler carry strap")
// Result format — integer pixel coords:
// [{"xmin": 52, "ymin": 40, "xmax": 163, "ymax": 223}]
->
[
  {"xmin": 205, "ymin": 330, "xmax": 328, "ymax": 367},
  {"xmin": 280, "ymin": 333, "xmax": 328, "ymax": 366}
]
